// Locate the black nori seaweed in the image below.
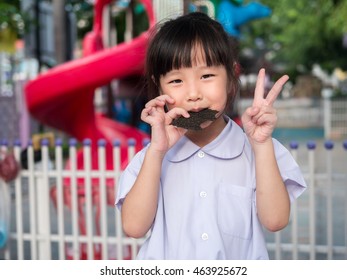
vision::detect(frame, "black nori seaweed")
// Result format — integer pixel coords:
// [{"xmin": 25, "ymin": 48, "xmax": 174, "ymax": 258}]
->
[{"xmin": 171, "ymin": 108, "xmax": 218, "ymax": 130}]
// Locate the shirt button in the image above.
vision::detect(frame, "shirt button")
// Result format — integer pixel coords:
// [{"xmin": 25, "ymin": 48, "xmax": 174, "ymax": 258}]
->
[
  {"xmin": 201, "ymin": 233, "xmax": 209, "ymax": 240},
  {"xmin": 198, "ymin": 151, "xmax": 205, "ymax": 158},
  {"xmin": 200, "ymin": 191, "xmax": 207, "ymax": 198}
]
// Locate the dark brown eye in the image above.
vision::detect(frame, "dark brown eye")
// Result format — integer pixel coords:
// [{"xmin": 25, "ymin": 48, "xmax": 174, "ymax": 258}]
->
[
  {"xmin": 169, "ymin": 79, "xmax": 182, "ymax": 84},
  {"xmin": 201, "ymin": 74, "xmax": 215, "ymax": 79}
]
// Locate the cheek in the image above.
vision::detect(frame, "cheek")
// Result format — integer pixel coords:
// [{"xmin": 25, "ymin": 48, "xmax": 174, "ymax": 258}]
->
[
  {"xmin": 158, "ymin": 85, "xmax": 165, "ymax": 95},
  {"xmin": 214, "ymin": 88, "xmax": 228, "ymax": 108},
  {"xmin": 220, "ymin": 98, "xmax": 228, "ymax": 111},
  {"xmin": 159, "ymin": 84, "xmax": 173, "ymax": 97}
]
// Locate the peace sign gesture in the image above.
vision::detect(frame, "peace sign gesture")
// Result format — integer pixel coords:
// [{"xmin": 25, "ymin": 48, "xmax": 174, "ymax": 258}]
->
[{"xmin": 241, "ymin": 68, "xmax": 289, "ymax": 145}]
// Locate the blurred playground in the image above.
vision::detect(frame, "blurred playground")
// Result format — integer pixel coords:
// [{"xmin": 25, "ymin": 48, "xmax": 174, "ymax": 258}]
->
[
  {"xmin": 0, "ymin": 0, "xmax": 347, "ymax": 260},
  {"xmin": 1, "ymin": 0, "xmax": 346, "ymax": 153}
]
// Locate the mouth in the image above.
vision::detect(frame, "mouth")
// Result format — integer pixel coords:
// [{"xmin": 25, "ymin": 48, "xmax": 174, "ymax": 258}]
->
[
  {"xmin": 171, "ymin": 108, "xmax": 219, "ymax": 130},
  {"xmin": 189, "ymin": 107, "xmax": 205, "ymax": 113}
]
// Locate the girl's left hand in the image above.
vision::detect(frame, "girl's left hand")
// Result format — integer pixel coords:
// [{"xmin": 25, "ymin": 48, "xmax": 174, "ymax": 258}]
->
[{"xmin": 241, "ymin": 68, "xmax": 289, "ymax": 145}]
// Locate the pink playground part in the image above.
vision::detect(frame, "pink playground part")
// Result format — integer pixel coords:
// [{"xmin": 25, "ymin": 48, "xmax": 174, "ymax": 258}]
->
[
  {"xmin": 25, "ymin": 0, "xmax": 154, "ymax": 174},
  {"xmin": 24, "ymin": 0, "xmax": 155, "ymax": 259}
]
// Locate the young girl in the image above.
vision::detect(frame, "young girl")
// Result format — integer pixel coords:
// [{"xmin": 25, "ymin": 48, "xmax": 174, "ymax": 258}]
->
[{"xmin": 116, "ymin": 12, "xmax": 306, "ymax": 260}]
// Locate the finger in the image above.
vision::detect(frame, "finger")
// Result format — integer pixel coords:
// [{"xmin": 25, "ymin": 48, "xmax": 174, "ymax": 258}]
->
[
  {"xmin": 151, "ymin": 95, "xmax": 175, "ymax": 106},
  {"xmin": 245, "ymin": 106, "xmax": 260, "ymax": 118},
  {"xmin": 141, "ymin": 106, "xmax": 163, "ymax": 119},
  {"xmin": 144, "ymin": 100, "xmax": 165, "ymax": 115},
  {"xmin": 159, "ymin": 94, "xmax": 175, "ymax": 104},
  {"xmin": 141, "ymin": 106, "xmax": 154, "ymax": 121},
  {"xmin": 253, "ymin": 68, "xmax": 266, "ymax": 107},
  {"xmin": 251, "ymin": 107, "xmax": 276, "ymax": 124},
  {"xmin": 165, "ymin": 108, "xmax": 190, "ymax": 125},
  {"xmin": 265, "ymin": 75, "xmax": 289, "ymax": 106},
  {"xmin": 252, "ymin": 106, "xmax": 276, "ymax": 119},
  {"xmin": 241, "ymin": 106, "xmax": 259, "ymax": 125},
  {"xmin": 145, "ymin": 98, "xmax": 165, "ymax": 108},
  {"xmin": 253, "ymin": 113, "xmax": 277, "ymax": 127},
  {"xmin": 145, "ymin": 95, "xmax": 174, "ymax": 107}
]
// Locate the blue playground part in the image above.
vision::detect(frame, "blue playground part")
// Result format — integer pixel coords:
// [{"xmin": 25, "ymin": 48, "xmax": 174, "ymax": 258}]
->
[{"xmin": 216, "ymin": 0, "xmax": 271, "ymax": 37}]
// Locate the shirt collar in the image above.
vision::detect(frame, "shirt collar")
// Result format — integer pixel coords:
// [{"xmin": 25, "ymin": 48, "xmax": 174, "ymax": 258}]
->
[{"xmin": 166, "ymin": 116, "xmax": 245, "ymax": 162}]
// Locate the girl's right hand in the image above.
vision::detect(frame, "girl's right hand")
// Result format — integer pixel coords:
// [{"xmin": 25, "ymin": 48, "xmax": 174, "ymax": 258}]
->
[{"xmin": 141, "ymin": 95, "xmax": 189, "ymax": 154}]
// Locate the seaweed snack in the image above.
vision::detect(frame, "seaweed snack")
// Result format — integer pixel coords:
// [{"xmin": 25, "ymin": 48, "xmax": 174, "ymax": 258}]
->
[{"xmin": 171, "ymin": 108, "xmax": 218, "ymax": 130}]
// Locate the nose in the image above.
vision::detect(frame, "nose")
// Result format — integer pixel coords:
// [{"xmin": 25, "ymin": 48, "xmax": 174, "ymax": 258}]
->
[{"xmin": 186, "ymin": 83, "xmax": 202, "ymax": 102}]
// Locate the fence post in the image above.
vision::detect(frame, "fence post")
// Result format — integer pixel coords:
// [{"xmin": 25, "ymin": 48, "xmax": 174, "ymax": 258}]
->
[
  {"xmin": 36, "ymin": 139, "xmax": 52, "ymax": 259},
  {"xmin": 54, "ymin": 138, "xmax": 65, "ymax": 260},
  {"xmin": 323, "ymin": 94, "xmax": 332, "ymax": 139},
  {"xmin": 12, "ymin": 141, "xmax": 24, "ymax": 260},
  {"xmin": 69, "ymin": 138, "xmax": 80, "ymax": 260},
  {"xmin": 307, "ymin": 141, "xmax": 316, "ymax": 260},
  {"xmin": 83, "ymin": 139, "xmax": 94, "ymax": 260},
  {"xmin": 113, "ymin": 139, "xmax": 124, "ymax": 260},
  {"xmin": 290, "ymin": 141, "xmax": 299, "ymax": 259},
  {"xmin": 325, "ymin": 140, "xmax": 334, "ymax": 259},
  {"xmin": 98, "ymin": 140, "xmax": 108, "ymax": 260}
]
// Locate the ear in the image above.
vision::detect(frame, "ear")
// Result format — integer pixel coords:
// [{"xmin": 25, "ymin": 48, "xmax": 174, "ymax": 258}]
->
[{"xmin": 234, "ymin": 62, "xmax": 241, "ymax": 78}]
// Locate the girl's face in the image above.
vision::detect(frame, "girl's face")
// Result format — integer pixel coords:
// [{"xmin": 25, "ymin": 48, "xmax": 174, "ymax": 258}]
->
[{"xmin": 159, "ymin": 46, "xmax": 229, "ymax": 118}]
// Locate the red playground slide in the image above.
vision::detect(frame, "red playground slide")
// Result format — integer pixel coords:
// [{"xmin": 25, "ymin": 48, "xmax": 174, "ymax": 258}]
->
[
  {"xmin": 25, "ymin": 0, "xmax": 155, "ymax": 174},
  {"xmin": 24, "ymin": 0, "xmax": 155, "ymax": 259}
]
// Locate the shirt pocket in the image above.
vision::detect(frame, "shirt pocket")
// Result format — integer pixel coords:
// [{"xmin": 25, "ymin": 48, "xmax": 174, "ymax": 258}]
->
[{"xmin": 217, "ymin": 184, "xmax": 254, "ymax": 240}]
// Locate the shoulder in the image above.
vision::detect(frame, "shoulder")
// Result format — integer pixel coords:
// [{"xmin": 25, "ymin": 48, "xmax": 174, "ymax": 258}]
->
[
  {"xmin": 271, "ymin": 138, "xmax": 293, "ymax": 159},
  {"xmin": 123, "ymin": 144, "xmax": 149, "ymax": 173}
]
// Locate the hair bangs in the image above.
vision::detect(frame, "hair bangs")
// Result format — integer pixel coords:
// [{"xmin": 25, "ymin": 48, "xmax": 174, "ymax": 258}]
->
[{"xmin": 157, "ymin": 33, "xmax": 226, "ymax": 77}]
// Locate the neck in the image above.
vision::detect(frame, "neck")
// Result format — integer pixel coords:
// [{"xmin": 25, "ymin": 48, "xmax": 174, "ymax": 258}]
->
[{"xmin": 185, "ymin": 115, "xmax": 227, "ymax": 147}]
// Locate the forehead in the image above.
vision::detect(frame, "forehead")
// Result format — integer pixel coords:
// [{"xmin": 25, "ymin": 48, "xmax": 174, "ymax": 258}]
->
[
  {"xmin": 169, "ymin": 40, "xmax": 218, "ymax": 71},
  {"xmin": 190, "ymin": 43, "xmax": 207, "ymax": 65}
]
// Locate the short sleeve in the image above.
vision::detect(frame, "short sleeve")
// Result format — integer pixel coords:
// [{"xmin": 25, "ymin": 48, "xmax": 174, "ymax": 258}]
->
[
  {"xmin": 273, "ymin": 139, "xmax": 307, "ymax": 203},
  {"xmin": 115, "ymin": 146, "xmax": 148, "ymax": 210}
]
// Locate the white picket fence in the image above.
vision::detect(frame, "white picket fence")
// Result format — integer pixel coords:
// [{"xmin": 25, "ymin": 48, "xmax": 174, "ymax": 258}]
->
[{"xmin": 0, "ymin": 138, "xmax": 347, "ymax": 260}]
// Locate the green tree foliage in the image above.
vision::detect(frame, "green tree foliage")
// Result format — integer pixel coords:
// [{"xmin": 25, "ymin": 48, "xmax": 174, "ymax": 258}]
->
[
  {"xmin": 68, "ymin": 0, "xmax": 94, "ymax": 39},
  {"xmin": 2, "ymin": 0, "xmax": 346, "ymax": 77},
  {"xmin": 0, "ymin": 0, "xmax": 25, "ymax": 52},
  {"xmin": 239, "ymin": 0, "xmax": 347, "ymax": 77},
  {"xmin": 67, "ymin": 0, "xmax": 148, "ymax": 43},
  {"xmin": 0, "ymin": 0, "xmax": 25, "ymax": 35}
]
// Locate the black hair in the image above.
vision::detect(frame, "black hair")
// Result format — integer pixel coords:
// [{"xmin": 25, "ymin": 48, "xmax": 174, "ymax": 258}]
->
[{"xmin": 145, "ymin": 12, "xmax": 240, "ymax": 106}]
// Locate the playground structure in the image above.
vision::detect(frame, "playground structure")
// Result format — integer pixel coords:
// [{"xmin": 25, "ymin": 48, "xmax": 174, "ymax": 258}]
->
[
  {"xmin": 25, "ymin": 0, "xmax": 155, "ymax": 163},
  {"xmin": 23, "ymin": 0, "xmax": 272, "ymax": 259},
  {"xmin": 24, "ymin": 0, "xmax": 272, "ymax": 164},
  {"xmin": 25, "ymin": 0, "xmax": 155, "ymax": 259}
]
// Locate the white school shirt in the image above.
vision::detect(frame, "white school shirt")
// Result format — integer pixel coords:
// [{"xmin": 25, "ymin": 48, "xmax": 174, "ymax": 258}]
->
[{"xmin": 116, "ymin": 116, "xmax": 307, "ymax": 259}]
